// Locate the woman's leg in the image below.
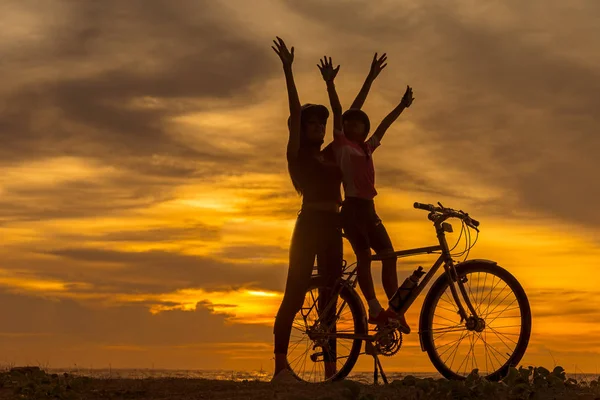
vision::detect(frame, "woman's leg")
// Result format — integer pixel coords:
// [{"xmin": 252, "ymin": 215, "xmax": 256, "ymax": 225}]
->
[
  {"xmin": 316, "ymin": 215, "xmax": 343, "ymax": 378},
  {"xmin": 273, "ymin": 213, "xmax": 318, "ymax": 376}
]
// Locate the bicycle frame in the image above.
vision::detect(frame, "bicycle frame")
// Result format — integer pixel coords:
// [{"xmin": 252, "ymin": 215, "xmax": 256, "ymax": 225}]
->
[{"xmin": 306, "ymin": 216, "xmax": 480, "ymax": 342}]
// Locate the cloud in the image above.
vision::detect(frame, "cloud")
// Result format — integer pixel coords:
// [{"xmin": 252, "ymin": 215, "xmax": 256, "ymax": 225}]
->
[
  {"xmin": 0, "ymin": 0, "xmax": 276, "ymax": 170},
  {"xmin": 0, "ymin": 289, "xmax": 272, "ymax": 369},
  {"xmin": 281, "ymin": 0, "xmax": 600, "ymax": 227},
  {"xmin": 39, "ymin": 248, "xmax": 288, "ymax": 294},
  {"xmin": 98, "ymin": 223, "xmax": 221, "ymax": 243},
  {"xmin": 0, "ymin": 0, "xmax": 599, "ymax": 372}
]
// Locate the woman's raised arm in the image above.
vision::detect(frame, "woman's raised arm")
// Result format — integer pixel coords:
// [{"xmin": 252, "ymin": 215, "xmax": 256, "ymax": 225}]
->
[{"xmin": 272, "ymin": 37, "xmax": 301, "ymax": 162}]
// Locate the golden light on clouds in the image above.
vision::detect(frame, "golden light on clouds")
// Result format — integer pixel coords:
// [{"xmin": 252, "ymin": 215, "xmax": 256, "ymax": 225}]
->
[
  {"xmin": 0, "ymin": 0, "xmax": 598, "ymax": 374},
  {"xmin": 0, "ymin": 272, "xmax": 68, "ymax": 293},
  {"xmin": 141, "ymin": 288, "xmax": 282, "ymax": 326}
]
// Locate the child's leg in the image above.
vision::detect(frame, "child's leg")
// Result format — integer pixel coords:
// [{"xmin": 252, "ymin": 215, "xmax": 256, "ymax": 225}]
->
[
  {"xmin": 370, "ymin": 220, "xmax": 398, "ymax": 300},
  {"xmin": 369, "ymin": 213, "xmax": 412, "ymax": 333},
  {"xmin": 356, "ymin": 249, "xmax": 377, "ymax": 301},
  {"xmin": 381, "ymin": 253, "xmax": 399, "ymax": 300},
  {"xmin": 341, "ymin": 203, "xmax": 380, "ymax": 314}
]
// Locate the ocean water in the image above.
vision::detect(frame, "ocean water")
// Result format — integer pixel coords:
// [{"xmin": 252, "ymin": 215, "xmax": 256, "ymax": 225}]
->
[{"xmin": 43, "ymin": 368, "xmax": 599, "ymax": 384}]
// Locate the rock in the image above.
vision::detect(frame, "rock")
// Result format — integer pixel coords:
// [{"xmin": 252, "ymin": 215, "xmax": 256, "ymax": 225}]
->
[{"xmin": 10, "ymin": 366, "xmax": 43, "ymax": 375}]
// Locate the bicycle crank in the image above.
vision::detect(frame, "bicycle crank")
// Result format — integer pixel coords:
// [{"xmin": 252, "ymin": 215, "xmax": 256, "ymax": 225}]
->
[{"xmin": 375, "ymin": 327, "xmax": 403, "ymax": 357}]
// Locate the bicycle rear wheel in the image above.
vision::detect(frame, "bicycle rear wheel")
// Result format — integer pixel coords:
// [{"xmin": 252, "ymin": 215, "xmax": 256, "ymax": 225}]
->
[
  {"xmin": 420, "ymin": 261, "xmax": 531, "ymax": 381},
  {"xmin": 287, "ymin": 277, "xmax": 367, "ymax": 382}
]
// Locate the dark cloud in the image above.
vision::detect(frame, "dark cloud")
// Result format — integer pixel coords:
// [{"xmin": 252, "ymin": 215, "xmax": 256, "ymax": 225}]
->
[
  {"xmin": 0, "ymin": 178, "xmax": 174, "ymax": 222},
  {"xmin": 0, "ymin": 0, "xmax": 276, "ymax": 169},
  {"xmin": 216, "ymin": 245, "xmax": 288, "ymax": 261},
  {"xmin": 40, "ymin": 248, "xmax": 287, "ymax": 294},
  {"xmin": 283, "ymin": 0, "xmax": 600, "ymax": 228},
  {"xmin": 99, "ymin": 223, "xmax": 221, "ymax": 243},
  {"xmin": 376, "ymin": 166, "xmax": 464, "ymax": 200},
  {"xmin": 0, "ymin": 289, "xmax": 272, "ymax": 368},
  {"xmin": 527, "ymin": 288, "xmax": 600, "ymax": 322}
]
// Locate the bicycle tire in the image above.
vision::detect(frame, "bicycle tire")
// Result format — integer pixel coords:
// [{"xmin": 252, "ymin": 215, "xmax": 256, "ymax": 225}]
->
[
  {"xmin": 287, "ymin": 276, "xmax": 367, "ymax": 382},
  {"xmin": 420, "ymin": 261, "xmax": 531, "ymax": 381}
]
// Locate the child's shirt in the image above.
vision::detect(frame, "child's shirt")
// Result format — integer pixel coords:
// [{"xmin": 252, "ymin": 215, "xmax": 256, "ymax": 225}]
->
[{"xmin": 328, "ymin": 129, "xmax": 380, "ymax": 200}]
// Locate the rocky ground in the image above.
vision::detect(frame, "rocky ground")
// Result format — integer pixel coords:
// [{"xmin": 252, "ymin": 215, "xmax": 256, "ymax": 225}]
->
[{"xmin": 1, "ymin": 366, "xmax": 599, "ymax": 400}]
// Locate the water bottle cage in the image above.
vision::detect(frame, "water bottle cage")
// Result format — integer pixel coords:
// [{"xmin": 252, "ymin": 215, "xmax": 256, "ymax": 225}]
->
[{"xmin": 390, "ymin": 287, "xmax": 415, "ymax": 310}]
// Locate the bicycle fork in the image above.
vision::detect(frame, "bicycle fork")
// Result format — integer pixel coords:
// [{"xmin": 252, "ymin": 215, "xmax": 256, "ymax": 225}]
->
[{"xmin": 436, "ymin": 225, "xmax": 480, "ymax": 323}]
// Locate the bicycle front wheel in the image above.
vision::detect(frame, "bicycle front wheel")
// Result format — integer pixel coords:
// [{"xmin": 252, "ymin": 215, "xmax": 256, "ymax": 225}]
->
[
  {"xmin": 287, "ymin": 277, "xmax": 367, "ymax": 383},
  {"xmin": 420, "ymin": 261, "xmax": 531, "ymax": 381}
]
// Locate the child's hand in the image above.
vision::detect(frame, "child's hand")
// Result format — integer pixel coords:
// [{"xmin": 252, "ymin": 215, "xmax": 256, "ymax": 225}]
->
[
  {"xmin": 317, "ymin": 56, "xmax": 340, "ymax": 83},
  {"xmin": 400, "ymin": 86, "xmax": 415, "ymax": 108},
  {"xmin": 272, "ymin": 36, "xmax": 294, "ymax": 68},
  {"xmin": 368, "ymin": 52, "xmax": 388, "ymax": 80}
]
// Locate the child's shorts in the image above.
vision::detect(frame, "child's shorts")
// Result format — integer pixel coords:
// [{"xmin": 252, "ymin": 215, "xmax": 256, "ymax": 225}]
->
[{"xmin": 341, "ymin": 196, "xmax": 394, "ymax": 254}]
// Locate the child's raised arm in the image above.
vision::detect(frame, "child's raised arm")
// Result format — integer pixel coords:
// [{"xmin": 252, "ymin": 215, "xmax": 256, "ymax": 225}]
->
[
  {"xmin": 318, "ymin": 56, "xmax": 342, "ymax": 132},
  {"xmin": 350, "ymin": 53, "xmax": 388, "ymax": 110},
  {"xmin": 272, "ymin": 37, "xmax": 301, "ymax": 162},
  {"xmin": 370, "ymin": 85, "xmax": 414, "ymax": 144}
]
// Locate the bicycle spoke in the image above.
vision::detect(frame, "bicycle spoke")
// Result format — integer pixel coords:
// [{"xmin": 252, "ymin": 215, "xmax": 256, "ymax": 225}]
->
[
  {"xmin": 466, "ymin": 278, "xmax": 481, "ymax": 315},
  {"xmin": 482, "ymin": 286, "xmax": 512, "ymax": 320},
  {"xmin": 485, "ymin": 305, "xmax": 521, "ymax": 317},
  {"xmin": 481, "ymin": 330, "xmax": 492, "ymax": 373},
  {"xmin": 428, "ymin": 267, "xmax": 527, "ymax": 379},
  {"xmin": 432, "ymin": 326, "xmax": 467, "ymax": 335},
  {"xmin": 288, "ymin": 336, "xmax": 306, "ymax": 354},
  {"xmin": 478, "ymin": 272, "xmax": 487, "ymax": 311},
  {"xmin": 289, "ymin": 338, "xmax": 310, "ymax": 365},
  {"xmin": 436, "ymin": 332, "xmax": 468, "ymax": 356},
  {"xmin": 287, "ymin": 282, "xmax": 364, "ymax": 383},
  {"xmin": 309, "ymin": 359, "xmax": 316, "ymax": 382},
  {"xmin": 436, "ymin": 303, "xmax": 460, "ymax": 314},
  {"xmin": 478, "ymin": 331, "xmax": 508, "ymax": 366},
  {"xmin": 481, "ymin": 279, "xmax": 506, "ymax": 317},
  {"xmin": 478, "ymin": 275, "xmax": 500, "ymax": 314},
  {"xmin": 488, "ymin": 326, "xmax": 519, "ymax": 347},
  {"xmin": 434, "ymin": 313, "xmax": 460, "ymax": 325},
  {"xmin": 447, "ymin": 331, "xmax": 469, "ymax": 370},
  {"xmin": 475, "ymin": 272, "xmax": 482, "ymax": 313},
  {"xmin": 486, "ymin": 298, "xmax": 519, "ymax": 326},
  {"xmin": 440, "ymin": 291, "xmax": 459, "ymax": 311},
  {"xmin": 457, "ymin": 333, "xmax": 479, "ymax": 375}
]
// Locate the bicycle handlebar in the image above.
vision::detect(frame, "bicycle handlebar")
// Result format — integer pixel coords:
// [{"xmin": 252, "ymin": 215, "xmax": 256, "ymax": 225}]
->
[
  {"xmin": 414, "ymin": 202, "xmax": 435, "ymax": 212},
  {"xmin": 413, "ymin": 202, "xmax": 480, "ymax": 228}
]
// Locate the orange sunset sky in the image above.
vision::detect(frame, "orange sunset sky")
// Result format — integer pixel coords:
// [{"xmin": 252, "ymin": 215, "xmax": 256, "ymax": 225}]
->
[{"xmin": 0, "ymin": 0, "xmax": 599, "ymax": 374}]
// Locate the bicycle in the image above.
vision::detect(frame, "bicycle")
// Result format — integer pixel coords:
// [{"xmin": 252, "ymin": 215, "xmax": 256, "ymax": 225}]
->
[{"xmin": 286, "ymin": 202, "xmax": 532, "ymax": 383}]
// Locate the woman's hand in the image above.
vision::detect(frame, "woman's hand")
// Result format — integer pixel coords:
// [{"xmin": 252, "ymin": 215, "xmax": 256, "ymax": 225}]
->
[
  {"xmin": 317, "ymin": 56, "xmax": 340, "ymax": 83},
  {"xmin": 272, "ymin": 36, "xmax": 294, "ymax": 68}
]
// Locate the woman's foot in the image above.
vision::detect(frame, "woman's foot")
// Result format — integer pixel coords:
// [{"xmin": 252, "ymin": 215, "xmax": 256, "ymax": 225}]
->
[{"xmin": 271, "ymin": 368, "xmax": 300, "ymax": 384}]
